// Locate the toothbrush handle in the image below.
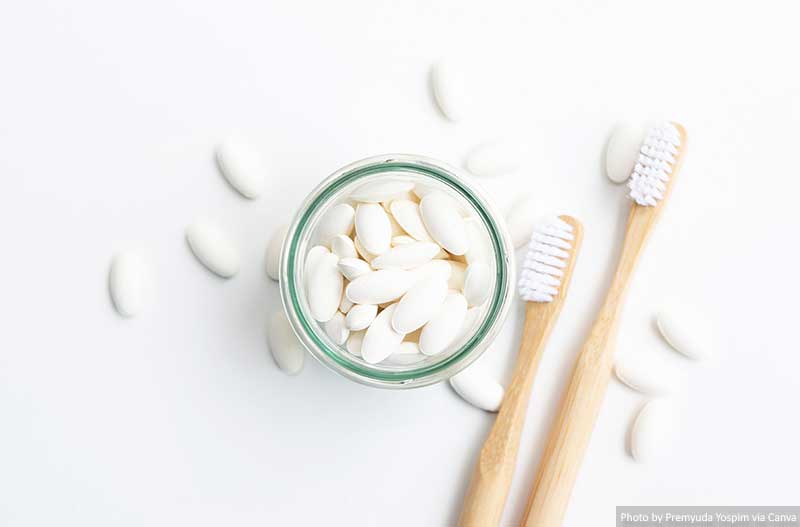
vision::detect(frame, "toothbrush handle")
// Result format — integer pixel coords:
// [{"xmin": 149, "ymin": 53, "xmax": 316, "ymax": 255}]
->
[
  {"xmin": 520, "ymin": 335, "xmax": 614, "ymax": 527},
  {"xmin": 457, "ymin": 302, "xmax": 559, "ymax": 527},
  {"xmin": 522, "ymin": 205, "xmax": 656, "ymax": 526},
  {"xmin": 459, "ymin": 215, "xmax": 584, "ymax": 527}
]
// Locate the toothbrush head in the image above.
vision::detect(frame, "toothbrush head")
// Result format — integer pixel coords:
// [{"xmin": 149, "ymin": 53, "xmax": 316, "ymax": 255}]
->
[
  {"xmin": 628, "ymin": 122, "xmax": 686, "ymax": 207},
  {"xmin": 518, "ymin": 215, "xmax": 583, "ymax": 303}
]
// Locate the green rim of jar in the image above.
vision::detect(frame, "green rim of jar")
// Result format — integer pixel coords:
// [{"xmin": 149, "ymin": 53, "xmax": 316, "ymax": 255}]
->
[{"xmin": 280, "ymin": 154, "xmax": 514, "ymax": 388}]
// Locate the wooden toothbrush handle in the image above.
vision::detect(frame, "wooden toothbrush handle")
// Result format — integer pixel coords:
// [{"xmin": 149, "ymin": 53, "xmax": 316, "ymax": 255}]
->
[
  {"xmin": 520, "ymin": 338, "xmax": 614, "ymax": 527},
  {"xmin": 458, "ymin": 302, "xmax": 560, "ymax": 527},
  {"xmin": 521, "ymin": 205, "xmax": 658, "ymax": 527}
]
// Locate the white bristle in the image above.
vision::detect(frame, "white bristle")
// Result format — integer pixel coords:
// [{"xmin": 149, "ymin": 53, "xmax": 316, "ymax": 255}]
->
[
  {"xmin": 518, "ymin": 216, "xmax": 574, "ymax": 303},
  {"xmin": 628, "ymin": 122, "xmax": 682, "ymax": 206}
]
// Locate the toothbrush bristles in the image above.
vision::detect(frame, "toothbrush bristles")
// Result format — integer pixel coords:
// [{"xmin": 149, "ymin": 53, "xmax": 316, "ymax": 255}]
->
[
  {"xmin": 518, "ymin": 216, "xmax": 574, "ymax": 303},
  {"xmin": 628, "ymin": 122, "xmax": 682, "ymax": 206}
]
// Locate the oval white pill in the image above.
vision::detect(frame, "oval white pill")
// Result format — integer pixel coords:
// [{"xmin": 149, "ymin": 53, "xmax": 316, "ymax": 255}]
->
[
  {"xmin": 331, "ymin": 234, "xmax": 358, "ymax": 259},
  {"xmin": 391, "ymin": 235, "xmax": 416, "ymax": 246},
  {"xmin": 385, "ymin": 341, "xmax": 425, "ymax": 365},
  {"xmin": 265, "ymin": 224, "xmax": 288, "ymax": 281},
  {"xmin": 463, "ymin": 261, "xmax": 491, "ymax": 306},
  {"xmin": 362, "ymin": 304, "xmax": 405, "ymax": 364},
  {"xmin": 465, "ymin": 142, "xmax": 522, "ymax": 178},
  {"xmin": 337, "ymin": 257, "xmax": 372, "ymax": 281},
  {"xmin": 413, "ymin": 259, "xmax": 452, "ymax": 283},
  {"xmin": 506, "ymin": 196, "xmax": 537, "ymax": 249},
  {"xmin": 305, "ymin": 245, "xmax": 329, "ymax": 279},
  {"xmin": 656, "ymin": 308, "xmax": 711, "ymax": 361},
  {"xmin": 345, "ymin": 304, "xmax": 378, "ymax": 331},
  {"xmin": 346, "ymin": 330, "xmax": 365, "ymax": 357},
  {"xmin": 350, "ymin": 179, "xmax": 415, "ymax": 203},
  {"xmin": 346, "ymin": 270, "xmax": 415, "ymax": 305},
  {"xmin": 355, "ymin": 203, "xmax": 392, "ymax": 255},
  {"xmin": 412, "ymin": 182, "xmax": 438, "ymax": 200},
  {"xmin": 267, "ymin": 310, "xmax": 305, "ymax": 375},
  {"xmin": 186, "ymin": 220, "xmax": 240, "ymax": 278},
  {"xmin": 316, "ymin": 203, "xmax": 355, "ymax": 245},
  {"xmin": 449, "ymin": 370, "xmax": 504, "ymax": 412},
  {"xmin": 215, "ymin": 138, "xmax": 265, "ymax": 199},
  {"xmin": 419, "ymin": 293, "xmax": 468, "ymax": 356},
  {"xmin": 339, "ymin": 293, "xmax": 353, "ymax": 314},
  {"xmin": 606, "ymin": 122, "xmax": 646, "ymax": 184},
  {"xmin": 614, "ymin": 354, "xmax": 670, "ymax": 395},
  {"xmin": 389, "ymin": 200, "xmax": 433, "ymax": 242},
  {"xmin": 371, "ymin": 242, "xmax": 440, "ymax": 270},
  {"xmin": 420, "ymin": 192, "xmax": 470, "ymax": 255},
  {"xmin": 459, "ymin": 307, "xmax": 482, "ymax": 342},
  {"xmin": 629, "ymin": 399, "xmax": 674, "ymax": 463},
  {"xmin": 388, "ymin": 213, "xmax": 405, "ymax": 237},
  {"xmin": 108, "ymin": 250, "xmax": 151, "ymax": 317},
  {"xmin": 447, "ymin": 261, "xmax": 467, "ymax": 290},
  {"xmin": 353, "ymin": 236, "xmax": 376, "ymax": 262},
  {"xmin": 463, "ymin": 218, "xmax": 490, "ymax": 264},
  {"xmin": 323, "ymin": 311, "xmax": 349, "ymax": 345},
  {"xmin": 307, "ymin": 253, "xmax": 343, "ymax": 322},
  {"xmin": 431, "ymin": 60, "xmax": 468, "ymax": 122},
  {"xmin": 392, "ymin": 275, "xmax": 449, "ymax": 334}
]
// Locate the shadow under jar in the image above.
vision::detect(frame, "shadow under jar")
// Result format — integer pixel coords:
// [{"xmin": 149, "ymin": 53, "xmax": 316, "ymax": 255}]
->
[{"xmin": 279, "ymin": 154, "xmax": 515, "ymax": 389}]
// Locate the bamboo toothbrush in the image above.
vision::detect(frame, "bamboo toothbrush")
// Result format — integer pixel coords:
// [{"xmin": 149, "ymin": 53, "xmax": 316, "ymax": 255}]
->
[
  {"xmin": 521, "ymin": 122, "xmax": 687, "ymax": 527},
  {"xmin": 458, "ymin": 215, "xmax": 583, "ymax": 527}
]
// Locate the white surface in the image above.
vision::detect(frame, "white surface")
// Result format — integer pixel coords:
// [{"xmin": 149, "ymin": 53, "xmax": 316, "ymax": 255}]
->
[{"xmin": 0, "ymin": 1, "xmax": 797, "ymax": 526}]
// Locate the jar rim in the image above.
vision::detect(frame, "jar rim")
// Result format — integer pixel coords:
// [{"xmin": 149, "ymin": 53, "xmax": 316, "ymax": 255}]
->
[{"xmin": 279, "ymin": 154, "xmax": 515, "ymax": 389}]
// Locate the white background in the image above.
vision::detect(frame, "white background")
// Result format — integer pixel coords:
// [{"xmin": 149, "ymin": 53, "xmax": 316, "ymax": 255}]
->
[{"xmin": 1, "ymin": 0, "xmax": 797, "ymax": 525}]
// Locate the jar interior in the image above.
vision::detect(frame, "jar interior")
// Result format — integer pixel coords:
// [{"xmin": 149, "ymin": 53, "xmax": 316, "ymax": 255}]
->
[{"xmin": 284, "ymin": 159, "xmax": 511, "ymax": 385}]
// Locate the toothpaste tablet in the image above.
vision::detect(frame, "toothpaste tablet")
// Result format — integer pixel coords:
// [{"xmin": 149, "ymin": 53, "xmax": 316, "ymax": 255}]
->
[
  {"xmin": 323, "ymin": 311, "xmax": 349, "ymax": 345},
  {"xmin": 389, "ymin": 200, "xmax": 433, "ymax": 242},
  {"xmin": 267, "ymin": 310, "xmax": 305, "ymax": 375},
  {"xmin": 350, "ymin": 179, "xmax": 415, "ymax": 203},
  {"xmin": 316, "ymin": 203, "xmax": 355, "ymax": 245},
  {"xmin": 345, "ymin": 304, "xmax": 378, "ymax": 331},
  {"xmin": 353, "ymin": 236, "xmax": 376, "ymax": 263},
  {"xmin": 614, "ymin": 353, "xmax": 671, "ymax": 395},
  {"xmin": 606, "ymin": 123, "xmax": 646, "ymax": 184},
  {"xmin": 215, "ymin": 138, "xmax": 265, "ymax": 199},
  {"xmin": 392, "ymin": 275, "xmax": 449, "ymax": 334},
  {"xmin": 629, "ymin": 399, "xmax": 674, "ymax": 463},
  {"xmin": 391, "ymin": 235, "xmax": 416, "ymax": 246},
  {"xmin": 656, "ymin": 306, "xmax": 712, "ymax": 361},
  {"xmin": 355, "ymin": 203, "xmax": 392, "ymax": 255},
  {"xmin": 420, "ymin": 192, "xmax": 469, "ymax": 255},
  {"xmin": 346, "ymin": 330, "xmax": 365, "ymax": 357},
  {"xmin": 337, "ymin": 257, "xmax": 372, "ymax": 281},
  {"xmin": 431, "ymin": 60, "xmax": 468, "ymax": 122},
  {"xmin": 331, "ymin": 234, "xmax": 358, "ymax": 259},
  {"xmin": 449, "ymin": 369, "xmax": 504, "ymax": 412},
  {"xmin": 305, "ymin": 245, "xmax": 329, "ymax": 279},
  {"xmin": 370, "ymin": 242, "xmax": 440, "ymax": 270},
  {"xmin": 186, "ymin": 220, "xmax": 240, "ymax": 278},
  {"xmin": 307, "ymin": 252, "xmax": 343, "ymax": 322},
  {"xmin": 346, "ymin": 270, "xmax": 416, "ymax": 305},
  {"xmin": 463, "ymin": 261, "xmax": 491, "ymax": 306},
  {"xmin": 446, "ymin": 261, "xmax": 467, "ymax": 290},
  {"xmin": 361, "ymin": 304, "xmax": 405, "ymax": 364},
  {"xmin": 339, "ymin": 293, "xmax": 354, "ymax": 314},
  {"xmin": 419, "ymin": 293, "xmax": 468, "ymax": 356},
  {"xmin": 385, "ymin": 341, "xmax": 425, "ymax": 365},
  {"xmin": 108, "ymin": 250, "xmax": 151, "ymax": 317}
]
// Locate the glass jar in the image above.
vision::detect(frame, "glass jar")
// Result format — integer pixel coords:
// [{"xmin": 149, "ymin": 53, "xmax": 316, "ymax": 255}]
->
[{"xmin": 279, "ymin": 154, "xmax": 514, "ymax": 389}]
